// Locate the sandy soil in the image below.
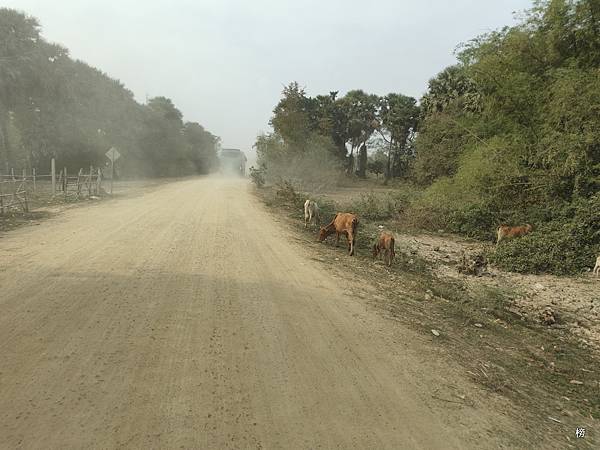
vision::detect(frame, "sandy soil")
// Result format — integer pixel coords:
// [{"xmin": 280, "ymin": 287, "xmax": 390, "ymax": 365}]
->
[
  {"xmin": 393, "ymin": 232, "xmax": 600, "ymax": 351},
  {"xmin": 0, "ymin": 177, "xmax": 531, "ymax": 449}
]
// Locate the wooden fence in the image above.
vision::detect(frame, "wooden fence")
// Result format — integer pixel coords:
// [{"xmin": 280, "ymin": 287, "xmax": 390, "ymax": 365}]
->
[
  {"xmin": 0, "ymin": 178, "xmax": 28, "ymax": 215},
  {"xmin": 0, "ymin": 159, "xmax": 104, "ymax": 215}
]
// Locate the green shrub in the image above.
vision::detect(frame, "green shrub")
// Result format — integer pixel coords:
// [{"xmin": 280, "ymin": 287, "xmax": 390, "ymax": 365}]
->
[
  {"xmin": 249, "ymin": 166, "xmax": 266, "ymax": 188},
  {"xmin": 314, "ymin": 197, "xmax": 337, "ymax": 224},
  {"xmin": 447, "ymin": 205, "xmax": 497, "ymax": 241},
  {"xmin": 274, "ymin": 179, "xmax": 306, "ymax": 210},
  {"xmin": 349, "ymin": 191, "xmax": 414, "ymax": 221},
  {"xmin": 490, "ymin": 196, "xmax": 600, "ymax": 275}
]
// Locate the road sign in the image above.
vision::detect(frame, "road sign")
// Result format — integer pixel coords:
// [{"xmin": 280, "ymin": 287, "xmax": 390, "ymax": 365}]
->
[
  {"xmin": 106, "ymin": 147, "xmax": 120, "ymax": 162},
  {"xmin": 106, "ymin": 147, "xmax": 120, "ymax": 195}
]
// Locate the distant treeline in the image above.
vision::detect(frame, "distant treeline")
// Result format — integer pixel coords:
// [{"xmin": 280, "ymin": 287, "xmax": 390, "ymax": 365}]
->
[
  {"xmin": 0, "ymin": 8, "xmax": 219, "ymax": 177},
  {"xmin": 257, "ymin": 0, "xmax": 600, "ymax": 274}
]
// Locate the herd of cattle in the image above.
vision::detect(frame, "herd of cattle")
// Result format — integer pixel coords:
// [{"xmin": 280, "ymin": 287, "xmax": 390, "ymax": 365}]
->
[
  {"xmin": 305, "ymin": 199, "xmax": 600, "ymax": 275},
  {"xmin": 304, "ymin": 199, "xmax": 394, "ymax": 267}
]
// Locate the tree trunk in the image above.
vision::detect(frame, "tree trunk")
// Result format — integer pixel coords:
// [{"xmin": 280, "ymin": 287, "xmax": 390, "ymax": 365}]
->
[
  {"xmin": 347, "ymin": 144, "xmax": 355, "ymax": 175},
  {"xmin": 357, "ymin": 142, "xmax": 367, "ymax": 178},
  {"xmin": 384, "ymin": 139, "xmax": 393, "ymax": 185}
]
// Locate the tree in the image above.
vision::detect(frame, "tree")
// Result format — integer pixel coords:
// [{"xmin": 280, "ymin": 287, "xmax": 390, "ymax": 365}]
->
[
  {"xmin": 378, "ymin": 94, "xmax": 419, "ymax": 182},
  {"xmin": 337, "ymin": 90, "xmax": 379, "ymax": 176},
  {"xmin": 270, "ymin": 82, "xmax": 316, "ymax": 152},
  {"xmin": 313, "ymin": 91, "xmax": 349, "ymax": 161},
  {"xmin": 367, "ymin": 149, "xmax": 386, "ymax": 178},
  {"xmin": 183, "ymin": 122, "xmax": 219, "ymax": 174},
  {"xmin": 420, "ymin": 65, "xmax": 480, "ymax": 117},
  {"xmin": 0, "ymin": 8, "xmax": 219, "ymax": 177}
]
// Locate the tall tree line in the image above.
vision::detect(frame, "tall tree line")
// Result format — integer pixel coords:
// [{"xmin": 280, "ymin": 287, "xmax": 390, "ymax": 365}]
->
[
  {"xmin": 259, "ymin": 0, "xmax": 600, "ymax": 212},
  {"xmin": 0, "ymin": 8, "xmax": 219, "ymax": 177},
  {"xmin": 256, "ymin": 82, "xmax": 419, "ymax": 182}
]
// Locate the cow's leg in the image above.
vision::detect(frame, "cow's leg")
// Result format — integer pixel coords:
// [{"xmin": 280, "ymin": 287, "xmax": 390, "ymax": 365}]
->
[
  {"xmin": 335, "ymin": 233, "xmax": 340, "ymax": 247},
  {"xmin": 348, "ymin": 232, "xmax": 354, "ymax": 255}
]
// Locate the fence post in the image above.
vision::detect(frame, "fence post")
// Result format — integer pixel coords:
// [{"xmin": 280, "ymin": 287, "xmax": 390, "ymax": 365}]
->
[
  {"xmin": 77, "ymin": 168, "xmax": 83, "ymax": 197},
  {"xmin": 33, "ymin": 168, "xmax": 36, "ymax": 192},
  {"xmin": 51, "ymin": 158, "xmax": 56, "ymax": 195},
  {"xmin": 23, "ymin": 189, "xmax": 29, "ymax": 213},
  {"xmin": 11, "ymin": 168, "xmax": 15, "ymax": 181},
  {"xmin": 64, "ymin": 167, "xmax": 67, "ymax": 197},
  {"xmin": 96, "ymin": 168, "xmax": 102, "ymax": 195},
  {"xmin": 0, "ymin": 182, "xmax": 3, "ymax": 215},
  {"xmin": 88, "ymin": 165, "xmax": 93, "ymax": 196}
]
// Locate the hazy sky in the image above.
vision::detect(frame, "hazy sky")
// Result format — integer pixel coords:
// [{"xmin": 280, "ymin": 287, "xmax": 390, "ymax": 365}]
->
[{"xmin": 4, "ymin": 0, "xmax": 532, "ymax": 153}]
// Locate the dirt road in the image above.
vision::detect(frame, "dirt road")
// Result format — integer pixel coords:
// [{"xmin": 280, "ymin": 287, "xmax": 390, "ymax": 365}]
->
[{"xmin": 0, "ymin": 178, "xmax": 524, "ymax": 449}]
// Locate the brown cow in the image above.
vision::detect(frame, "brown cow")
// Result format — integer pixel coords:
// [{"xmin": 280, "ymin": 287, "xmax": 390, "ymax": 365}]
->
[
  {"xmin": 319, "ymin": 213, "xmax": 359, "ymax": 256},
  {"xmin": 496, "ymin": 224, "xmax": 533, "ymax": 246},
  {"xmin": 373, "ymin": 231, "xmax": 395, "ymax": 266}
]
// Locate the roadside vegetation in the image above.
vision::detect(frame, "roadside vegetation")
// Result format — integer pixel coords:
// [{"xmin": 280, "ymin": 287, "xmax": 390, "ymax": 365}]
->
[
  {"xmin": 0, "ymin": 8, "xmax": 219, "ymax": 178},
  {"xmin": 252, "ymin": 0, "xmax": 600, "ymax": 276},
  {"xmin": 258, "ymin": 181, "xmax": 599, "ymax": 449}
]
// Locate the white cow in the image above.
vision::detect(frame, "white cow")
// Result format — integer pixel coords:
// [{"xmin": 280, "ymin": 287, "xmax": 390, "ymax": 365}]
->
[
  {"xmin": 304, "ymin": 199, "xmax": 320, "ymax": 228},
  {"xmin": 594, "ymin": 256, "xmax": 600, "ymax": 277}
]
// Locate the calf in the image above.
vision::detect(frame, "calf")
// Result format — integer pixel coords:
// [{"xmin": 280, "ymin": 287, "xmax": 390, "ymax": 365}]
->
[
  {"xmin": 496, "ymin": 224, "xmax": 533, "ymax": 246},
  {"xmin": 594, "ymin": 256, "xmax": 600, "ymax": 277},
  {"xmin": 318, "ymin": 213, "xmax": 359, "ymax": 256},
  {"xmin": 304, "ymin": 199, "xmax": 320, "ymax": 228},
  {"xmin": 373, "ymin": 231, "xmax": 395, "ymax": 267}
]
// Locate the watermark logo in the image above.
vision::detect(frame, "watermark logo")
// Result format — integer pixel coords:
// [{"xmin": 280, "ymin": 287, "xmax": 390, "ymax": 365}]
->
[{"xmin": 576, "ymin": 427, "xmax": 586, "ymax": 439}]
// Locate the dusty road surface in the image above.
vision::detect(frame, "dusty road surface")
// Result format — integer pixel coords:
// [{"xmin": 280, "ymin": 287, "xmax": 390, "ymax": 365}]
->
[{"xmin": 0, "ymin": 177, "xmax": 526, "ymax": 449}]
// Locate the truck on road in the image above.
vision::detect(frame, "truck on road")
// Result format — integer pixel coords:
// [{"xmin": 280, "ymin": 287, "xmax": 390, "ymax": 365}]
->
[{"xmin": 219, "ymin": 148, "xmax": 247, "ymax": 176}]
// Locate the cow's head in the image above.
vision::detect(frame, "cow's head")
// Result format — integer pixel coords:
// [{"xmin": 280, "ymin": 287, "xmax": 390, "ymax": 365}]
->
[
  {"xmin": 525, "ymin": 224, "xmax": 533, "ymax": 232},
  {"xmin": 318, "ymin": 227, "xmax": 328, "ymax": 242}
]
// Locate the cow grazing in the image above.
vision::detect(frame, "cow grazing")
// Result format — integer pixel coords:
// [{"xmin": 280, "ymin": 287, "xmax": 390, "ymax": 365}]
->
[
  {"xmin": 373, "ymin": 232, "xmax": 395, "ymax": 266},
  {"xmin": 594, "ymin": 256, "xmax": 600, "ymax": 277},
  {"xmin": 319, "ymin": 213, "xmax": 359, "ymax": 256},
  {"xmin": 496, "ymin": 224, "xmax": 533, "ymax": 246},
  {"xmin": 304, "ymin": 199, "xmax": 320, "ymax": 228}
]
